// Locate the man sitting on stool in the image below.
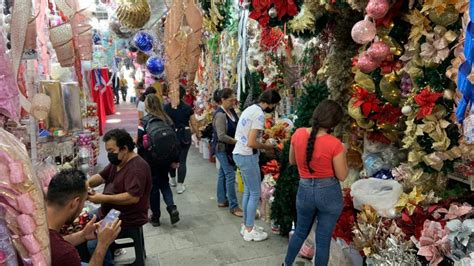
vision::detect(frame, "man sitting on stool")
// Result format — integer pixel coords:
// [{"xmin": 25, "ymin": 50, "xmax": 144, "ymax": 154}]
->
[
  {"xmin": 88, "ymin": 129, "xmax": 152, "ymax": 266},
  {"xmin": 47, "ymin": 169, "xmax": 121, "ymax": 266}
]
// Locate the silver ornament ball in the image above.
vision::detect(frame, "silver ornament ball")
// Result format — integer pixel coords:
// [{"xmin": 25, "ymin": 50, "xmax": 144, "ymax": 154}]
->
[{"xmin": 268, "ymin": 7, "xmax": 277, "ymax": 19}]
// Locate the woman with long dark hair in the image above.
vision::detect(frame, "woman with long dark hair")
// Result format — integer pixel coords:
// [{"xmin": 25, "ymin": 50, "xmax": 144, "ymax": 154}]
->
[
  {"xmin": 164, "ymin": 86, "xmax": 200, "ymax": 194},
  {"xmin": 284, "ymin": 99, "xmax": 348, "ymax": 265},
  {"xmin": 137, "ymin": 94, "xmax": 180, "ymax": 227},
  {"xmin": 212, "ymin": 88, "xmax": 243, "ymax": 217}
]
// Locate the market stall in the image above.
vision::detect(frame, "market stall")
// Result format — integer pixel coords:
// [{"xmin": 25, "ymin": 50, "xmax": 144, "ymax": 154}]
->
[{"xmin": 194, "ymin": 0, "xmax": 473, "ymax": 264}]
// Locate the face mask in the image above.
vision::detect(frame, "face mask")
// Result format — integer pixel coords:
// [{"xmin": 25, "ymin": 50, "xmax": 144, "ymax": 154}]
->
[
  {"xmin": 263, "ymin": 107, "xmax": 275, "ymax": 113},
  {"xmin": 108, "ymin": 152, "xmax": 122, "ymax": 166}
]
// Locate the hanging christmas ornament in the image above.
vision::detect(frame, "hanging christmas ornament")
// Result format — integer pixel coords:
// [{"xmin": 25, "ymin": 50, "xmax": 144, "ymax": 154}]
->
[
  {"xmin": 366, "ymin": 0, "xmax": 390, "ymax": 19},
  {"xmin": 401, "ymin": 105, "xmax": 412, "ymax": 115},
  {"xmin": 135, "ymin": 51, "xmax": 150, "ymax": 65},
  {"xmin": 357, "ymin": 53, "xmax": 379, "ymax": 73},
  {"xmin": 268, "ymin": 7, "xmax": 277, "ymax": 19},
  {"xmin": 351, "ymin": 17, "xmax": 377, "ymax": 44},
  {"xmin": 109, "ymin": 17, "xmax": 135, "ymax": 39},
  {"xmin": 367, "ymin": 41, "xmax": 391, "ymax": 62},
  {"xmin": 133, "ymin": 31, "xmax": 154, "ymax": 52},
  {"xmin": 146, "ymin": 56, "xmax": 165, "ymax": 76}
]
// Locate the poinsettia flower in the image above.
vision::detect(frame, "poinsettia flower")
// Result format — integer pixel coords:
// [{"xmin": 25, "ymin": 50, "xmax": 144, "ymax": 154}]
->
[
  {"xmin": 352, "ymin": 87, "xmax": 381, "ymax": 117},
  {"xmin": 373, "ymin": 103, "xmax": 402, "ymax": 125},
  {"xmin": 414, "ymin": 87, "xmax": 443, "ymax": 120}
]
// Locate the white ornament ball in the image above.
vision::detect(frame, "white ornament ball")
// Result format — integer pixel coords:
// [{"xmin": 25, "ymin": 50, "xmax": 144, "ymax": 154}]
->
[
  {"xmin": 268, "ymin": 7, "xmax": 277, "ymax": 19},
  {"xmin": 401, "ymin": 106, "xmax": 412, "ymax": 115},
  {"xmin": 443, "ymin": 89, "xmax": 454, "ymax": 100}
]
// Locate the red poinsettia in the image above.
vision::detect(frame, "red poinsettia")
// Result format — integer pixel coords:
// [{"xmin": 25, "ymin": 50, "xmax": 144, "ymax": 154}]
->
[
  {"xmin": 374, "ymin": 103, "xmax": 402, "ymax": 125},
  {"xmin": 414, "ymin": 87, "xmax": 443, "ymax": 120},
  {"xmin": 260, "ymin": 27, "xmax": 284, "ymax": 52},
  {"xmin": 249, "ymin": 0, "xmax": 272, "ymax": 27},
  {"xmin": 352, "ymin": 86, "xmax": 381, "ymax": 117},
  {"xmin": 332, "ymin": 189, "xmax": 356, "ymax": 244},
  {"xmin": 367, "ymin": 131, "xmax": 391, "ymax": 144},
  {"xmin": 249, "ymin": 0, "xmax": 299, "ymax": 27}
]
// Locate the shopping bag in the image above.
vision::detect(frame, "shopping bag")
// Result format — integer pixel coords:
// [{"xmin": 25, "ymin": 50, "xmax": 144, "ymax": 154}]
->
[{"xmin": 236, "ymin": 168, "xmax": 244, "ymax": 193}]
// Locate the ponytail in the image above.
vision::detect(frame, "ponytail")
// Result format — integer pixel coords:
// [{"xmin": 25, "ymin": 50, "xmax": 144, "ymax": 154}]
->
[{"xmin": 306, "ymin": 122, "xmax": 319, "ymax": 173}]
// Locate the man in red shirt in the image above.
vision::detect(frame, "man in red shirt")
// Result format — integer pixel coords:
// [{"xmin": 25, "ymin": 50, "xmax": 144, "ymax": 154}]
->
[
  {"xmin": 88, "ymin": 128, "xmax": 152, "ymax": 265},
  {"xmin": 47, "ymin": 169, "xmax": 121, "ymax": 266}
]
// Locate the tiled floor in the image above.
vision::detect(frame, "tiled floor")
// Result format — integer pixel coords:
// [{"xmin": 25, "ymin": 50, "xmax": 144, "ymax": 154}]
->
[{"xmin": 100, "ymin": 103, "xmax": 311, "ymax": 266}]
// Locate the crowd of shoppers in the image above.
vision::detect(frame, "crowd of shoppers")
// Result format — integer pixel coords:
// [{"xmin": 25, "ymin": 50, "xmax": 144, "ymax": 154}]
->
[{"xmin": 46, "ymin": 82, "xmax": 348, "ymax": 266}]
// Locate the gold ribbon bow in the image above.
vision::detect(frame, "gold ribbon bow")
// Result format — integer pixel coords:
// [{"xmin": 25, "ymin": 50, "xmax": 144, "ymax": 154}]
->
[{"xmin": 395, "ymin": 186, "xmax": 426, "ymax": 215}]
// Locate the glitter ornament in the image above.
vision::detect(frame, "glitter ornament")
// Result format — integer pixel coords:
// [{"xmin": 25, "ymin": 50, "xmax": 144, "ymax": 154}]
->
[
  {"xmin": 367, "ymin": 41, "xmax": 391, "ymax": 62},
  {"xmin": 351, "ymin": 18, "xmax": 377, "ymax": 44},
  {"xmin": 146, "ymin": 56, "xmax": 165, "ymax": 76},
  {"xmin": 366, "ymin": 0, "xmax": 390, "ymax": 19},
  {"xmin": 357, "ymin": 53, "xmax": 379, "ymax": 73},
  {"xmin": 133, "ymin": 31, "xmax": 154, "ymax": 52}
]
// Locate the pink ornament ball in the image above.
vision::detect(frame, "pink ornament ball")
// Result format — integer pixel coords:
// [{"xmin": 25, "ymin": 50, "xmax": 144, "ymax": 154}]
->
[
  {"xmin": 367, "ymin": 41, "xmax": 391, "ymax": 62},
  {"xmin": 366, "ymin": 0, "xmax": 390, "ymax": 19},
  {"xmin": 357, "ymin": 53, "xmax": 379, "ymax": 73},
  {"xmin": 351, "ymin": 19, "xmax": 377, "ymax": 44}
]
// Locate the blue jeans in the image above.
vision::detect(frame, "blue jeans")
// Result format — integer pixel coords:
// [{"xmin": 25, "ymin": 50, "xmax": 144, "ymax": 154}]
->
[
  {"xmin": 233, "ymin": 153, "xmax": 261, "ymax": 228},
  {"xmin": 216, "ymin": 151, "xmax": 238, "ymax": 210},
  {"xmin": 284, "ymin": 178, "xmax": 343, "ymax": 266}
]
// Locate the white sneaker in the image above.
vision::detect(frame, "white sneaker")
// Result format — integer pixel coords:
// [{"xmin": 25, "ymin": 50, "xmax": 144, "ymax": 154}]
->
[
  {"xmin": 170, "ymin": 177, "xmax": 177, "ymax": 187},
  {"xmin": 243, "ymin": 227, "xmax": 268, "ymax": 242},
  {"xmin": 177, "ymin": 183, "xmax": 186, "ymax": 194},
  {"xmin": 240, "ymin": 224, "xmax": 265, "ymax": 236}
]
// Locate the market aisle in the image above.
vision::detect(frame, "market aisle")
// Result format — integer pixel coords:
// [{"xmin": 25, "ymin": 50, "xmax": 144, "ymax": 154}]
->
[{"xmin": 99, "ymin": 103, "xmax": 311, "ymax": 266}]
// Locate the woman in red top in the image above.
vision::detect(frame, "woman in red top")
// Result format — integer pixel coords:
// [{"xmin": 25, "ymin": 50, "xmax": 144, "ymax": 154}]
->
[{"xmin": 284, "ymin": 99, "xmax": 348, "ymax": 266}]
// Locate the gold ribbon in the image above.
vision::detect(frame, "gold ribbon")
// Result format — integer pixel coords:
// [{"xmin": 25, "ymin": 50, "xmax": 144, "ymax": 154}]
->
[{"xmin": 422, "ymin": 147, "xmax": 462, "ymax": 171}]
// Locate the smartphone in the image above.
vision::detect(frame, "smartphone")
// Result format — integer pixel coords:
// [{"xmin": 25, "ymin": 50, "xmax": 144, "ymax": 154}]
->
[{"xmin": 101, "ymin": 209, "xmax": 120, "ymax": 229}]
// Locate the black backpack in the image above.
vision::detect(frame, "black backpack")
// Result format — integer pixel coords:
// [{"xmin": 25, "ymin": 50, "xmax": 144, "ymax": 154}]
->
[{"xmin": 144, "ymin": 117, "xmax": 180, "ymax": 164}]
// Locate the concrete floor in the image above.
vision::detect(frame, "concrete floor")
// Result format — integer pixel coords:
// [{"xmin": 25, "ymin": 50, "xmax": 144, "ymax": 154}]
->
[{"xmin": 100, "ymin": 103, "xmax": 311, "ymax": 266}]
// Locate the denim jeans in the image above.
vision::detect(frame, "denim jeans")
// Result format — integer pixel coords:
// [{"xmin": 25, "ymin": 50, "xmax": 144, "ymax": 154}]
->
[
  {"xmin": 216, "ymin": 151, "xmax": 238, "ymax": 210},
  {"xmin": 150, "ymin": 165, "xmax": 175, "ymax": 218},
  {"xmin": 284, "ymin": 178, "xmax": 343, "ymax": 266},
  {"xmin": 233, "ymin": 153, "xmax": 261, "ymax": 228}
]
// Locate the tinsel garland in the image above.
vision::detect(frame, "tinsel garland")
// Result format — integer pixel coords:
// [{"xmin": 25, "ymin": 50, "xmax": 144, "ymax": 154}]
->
[{"xmin": 324, "ymin": 8, "xmax": 361, "ymax": 103}]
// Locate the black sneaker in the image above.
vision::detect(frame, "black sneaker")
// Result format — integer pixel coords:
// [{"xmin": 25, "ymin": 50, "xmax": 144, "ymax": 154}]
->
[
  {"xmin": 170, "ymin": 209, "xmax": 180, "ymax": 225},
  {"xmin": 150, "ymin": 216, "xmax": 161, "ymax": 227}
]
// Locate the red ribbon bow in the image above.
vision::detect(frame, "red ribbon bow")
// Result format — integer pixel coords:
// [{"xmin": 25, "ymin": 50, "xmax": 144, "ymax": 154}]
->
[{"xmin": 261, "ymin": 160, "xmax": 280, "ymax": 180}]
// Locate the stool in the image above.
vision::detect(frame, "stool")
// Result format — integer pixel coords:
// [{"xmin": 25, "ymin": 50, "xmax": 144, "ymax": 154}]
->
[{"xmin": 112, "ymin": 226, "xmax": 146, "ymax": 266}]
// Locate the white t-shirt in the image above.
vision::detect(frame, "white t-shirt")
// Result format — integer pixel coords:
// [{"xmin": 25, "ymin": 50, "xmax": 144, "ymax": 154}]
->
[
  {"xmin": 137, "ymin": 101, "xmax": 147, "ymax": 116},
  {"xmin": 233, "ymin": 104, "xmax": 265, "ymax": 156}
]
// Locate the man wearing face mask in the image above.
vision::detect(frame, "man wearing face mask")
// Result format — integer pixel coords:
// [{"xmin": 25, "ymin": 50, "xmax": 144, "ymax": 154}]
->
[
  {"xmin": 87, "ymin": 129, "xmax": 152, "ymax": 254},
  {"xmin": 232, "ymin": 89, "xmax": 281, "ymax": 242},
  {"xmin": 47, "ymin": 169, "xmax": 122, "ymax": 266}
]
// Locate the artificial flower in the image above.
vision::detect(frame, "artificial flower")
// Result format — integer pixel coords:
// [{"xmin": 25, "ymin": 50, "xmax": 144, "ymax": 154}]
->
[
  {"xmin": 404, "ymin": 9, "xmax": 432, "ymax": 43},
  {"xmin": 396, "ymin": 186, "xmax": 427, "ymax": 215},
  {"xmin": 414, "ymin": 88, "xmax": 443, "ymax": 120},
  {"xmin": 422, "ymin": 147, "xmax": 462, "ymax": 171},
  {"xmin": 420, "ymin": 26, "xmax": 457, "ymax": 65},
  {"xmin": 375, "ymin": 103, "xmax": 402, "ymax": 125},
  {"xmin": 435, "ymin": 203, "xmax": 473, "ymax": 220},
  {"xmin": 288, "ymin": 4, "xmax": 315, "ymax": 34},
  {"xmin": 415, "ymin": 220, "xmax": 451, "ymax": 266},
  {"xmin": 446, "ymin": 219, "xmax": 474, "ymax": 246},
  {"xmin": 352, "ymin": 86, "xmax": 381, "ymax": 117},
  {"xmin": 421, "ymin": 0, "xmax": 461, "ymax": 14},
  {"xmin": 369, "ymin": 236, "xmax": 419, "ymax": 265}
]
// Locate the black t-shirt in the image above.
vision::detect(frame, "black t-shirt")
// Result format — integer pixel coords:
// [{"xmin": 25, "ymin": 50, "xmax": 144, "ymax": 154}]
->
[{"xmin": 164, "ymin": 101, "xmax": 194, "ymax": 129}]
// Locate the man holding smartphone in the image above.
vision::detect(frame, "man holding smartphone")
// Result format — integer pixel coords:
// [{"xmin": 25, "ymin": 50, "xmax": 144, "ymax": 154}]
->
[
  {"xmin": 87, "ymin": 129, "xmax": 152, "ymax": 265},
  {"xmin": 47, "ymin": 169, "xmax": 121, "ymax": 266}
]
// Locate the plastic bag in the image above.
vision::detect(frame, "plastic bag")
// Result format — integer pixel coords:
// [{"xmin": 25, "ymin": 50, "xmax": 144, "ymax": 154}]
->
[
  {"xmin": 362, "ymin": 153, "xmax": 389, "ymax": 177},
  {"xmin": 350, "ymin": 178, "xmax": 402, "ymax": 218},
  {"xmin": 0, "ymin": 211, "xmax": 18, "ymax": 266}
]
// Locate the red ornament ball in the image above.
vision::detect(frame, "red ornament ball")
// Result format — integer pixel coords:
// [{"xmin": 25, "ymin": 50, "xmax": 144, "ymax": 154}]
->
[
  {"xmin": 367, "ymin": 41, "xmax": 391, "ymax": 62},
  {"xmin": 366, "ymin": 0, "xmax": 390, "ymax": 19},
  {"xmin": 357, "ymin": 53, "xmax": 379, "ymax": 73}
]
